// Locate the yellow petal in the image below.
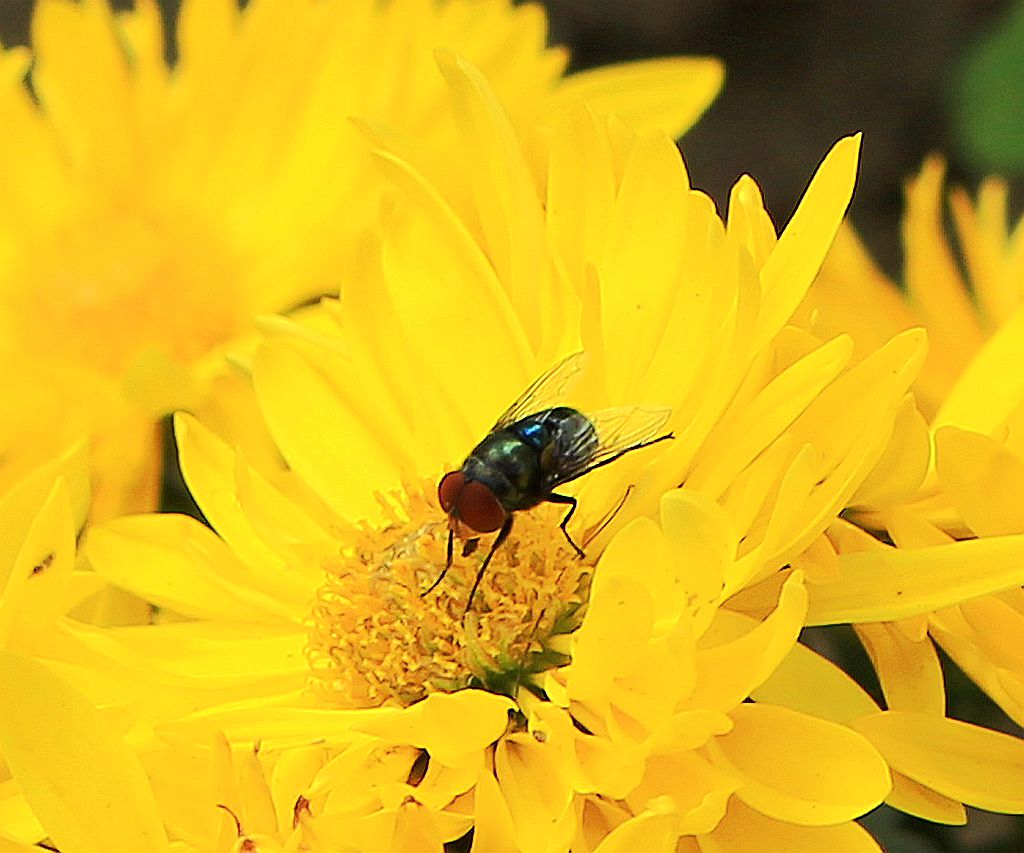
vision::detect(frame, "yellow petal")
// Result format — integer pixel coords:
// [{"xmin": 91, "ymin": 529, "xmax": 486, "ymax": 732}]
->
[
  {"xmin": 0, "ymin": 479, "xmax": 75, "ymax": 645},
  {"xmin": 595, "ymin": 130, "xmax": 692, "ymax": 402},
  {"xmin": 591, "ymin": 798, "xmax": 678, "ymax": 853},
  {"xmin": 755, "ymin": 135, "xmax": 861, "ymax": 350},
  {"xmin": 949, "ymin": 178, "xmax": 1016, "ymax": 326},
  {"xmin": 252, "ymin": 339, "xmax": 404, "ymax": 524},
  {"xmin": 659, "ymin": 488, "xmax": 735, "ymax": 636},
  {"xmin": 934, "ymin": 301, "xmax": 1024, "ymax": 435},
  {"xmin": 801, "ymin": 223, "xmax": 915, "ymax": 374},
  {"xmin": 66, "ymin": 619, "xmax": 305, "ymax": 688},
  {"xmin": 470, "ymin": 767, "xmax": 519, "ymax": 853},
  {"xmin": 935, "ymin": 425, "xmax": 1024, "ymax": 536},
  {"xmin": 553, "ymin": 57, "xmax": 724, "ymax": 139},
  {"xmin": 686, "ymin": 334, "xmax": 853, "ymax": 501},
  {"xmin": 789, "ymin": 532, "xmax": 840, "ymax": 585},
  {"xmin": 849, "ymin": 394, "xmax": 930, "ymax": 508},
  {"xmin": 355, "ymin": 690, "xmax": 515, "ymax": 767},
  {"xmin": 886, "ymin": 771, "xmax": 966, "ymax": 825},
  {"xmin": 854, "ymin": 711, "xmax": 1024, "ymax": 813},
  {"xmin": 32, "ymin": 0, "xmax": 135, "ymax": 182},
  {"xmin": 726, "ymin": 175, "xmax": 777, "ymax": 271},
  {"xmin": 686, "ymin": 573, "xmax": 807, "ymax": 713},
  {"xmin": 626, "ymin": 749, "xmax": 737, "ymax": 836},
  {"xmin": 807, "ymin": 534, "xmax": 1024, "ymax": 624},
  {"xmin": 769, "ymin": 329, "xmax": 926, "ymax": 553},
  {"xmin": 0, "ymin": 837, "xmax": 41, "ymax": 853},
  {"xmin": 0, "ymin": 785, "xmax": 45, "ymax": 847},
  {"xmin": 173, "ymin": 412, "xmax": 326, "ymax": 615},
  {"xmin": 545, "ymin": 102, "xmax": 617, "ymax": 291},
  {"xmin": 159, "ymin": 700, "xmax": 382, "ymax": 751},
  {"xmin": 568, "ymin": 571, "xmax": 655, "ymax": 704},
  {"xmin": 904, "ymin": 157, "xmax": 986, "ymax": 391},
  {"xmin": 927, "ymin": 612, "xmax": 1024, "ymax": 727},
  {"xmin": 84, "ymin": 513, "xmax": 294, "ymax": 621},
  {"xmin": 751, "ymin": 633, "xmax": 880, "ymax": 726},
  {"xmin": 495, "ymin": 731, "xmax": 575, "ymax": 852},
  {"xmin": 709, "ymin": 703, "xmax": 890, "ymax": 825},
  {"xmin": 0, "ymin": 651, "xmax": 169, "ymax": 853},
  {"xmin": 853, "ymin": 622, "xmax": 945, "ymax": 714},
  {"xmin": 946, "ymin": 594, "xmax": 1024, "ymax": 681},
  {"xmin": 0, "ymin": 442, "xmax": 90, "ymax": 577},
  {"xmin": 435, "ymin": 49, "xmax": 558, "ymax": 354},
  {"xmin": 699, "ymin": 797, "xmax": 883, "ymax": 853}
]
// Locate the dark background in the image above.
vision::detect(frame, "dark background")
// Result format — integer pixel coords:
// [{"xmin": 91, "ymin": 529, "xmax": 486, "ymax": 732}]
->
[
  {"xmin": 2, "ymin": 1, "xmax": 1022, "ymax": 850},
  {"xmin": 544, "ymin": 0, "xmax": 1017, "ymax": 277}
]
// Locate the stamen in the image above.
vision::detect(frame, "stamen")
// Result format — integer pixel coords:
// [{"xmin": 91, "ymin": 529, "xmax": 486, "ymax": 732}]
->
[{"xmin": 306, "ymin": 480, "xmax": 591, "ymax": 708}]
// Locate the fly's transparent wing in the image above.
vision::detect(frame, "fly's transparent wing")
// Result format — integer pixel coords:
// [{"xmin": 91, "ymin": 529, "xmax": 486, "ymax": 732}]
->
[
  {"xmin": 544, "ymin": 405, "xmax": 673, "ymax": 488},
  {"xmin": 491, "ymin": 351, "xmax": 588, "ymax": 432}
]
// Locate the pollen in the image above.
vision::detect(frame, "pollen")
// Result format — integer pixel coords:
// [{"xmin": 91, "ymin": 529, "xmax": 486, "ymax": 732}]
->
[{"xmin": 306, "ymin": 480, "xmax": 592, "ymax": 708}]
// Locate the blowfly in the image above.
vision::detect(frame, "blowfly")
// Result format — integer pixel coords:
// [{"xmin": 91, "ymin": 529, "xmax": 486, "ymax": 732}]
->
[{"xmin": 430, "ymin": 351, "xmax": 673, "ymax": 612}]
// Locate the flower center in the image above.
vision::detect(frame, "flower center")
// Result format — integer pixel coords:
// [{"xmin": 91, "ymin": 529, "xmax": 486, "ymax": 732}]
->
[
  {"xmin": 1, "ymin": 208, "xmax": 246, "ymax": 377},
  {"xmin": 306, "ymin": 481, "xmax": 592, "ymax": 708}
]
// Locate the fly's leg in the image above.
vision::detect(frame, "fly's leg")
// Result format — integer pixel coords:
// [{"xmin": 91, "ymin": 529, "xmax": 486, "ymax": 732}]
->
[
  {"xmin": 422, "ymin": 527, "xmax": 455, "ymax": 596},
  {"xmin": 465, "ymin": 516, "xmax": 514, "ymax": 615},
  {"xmin": 547, "ymin": 492, "xmax": 585, "ymax": 558},
  {"xmin": 582, "ymin": 485, "xmax": 633, "ymax": 550}
]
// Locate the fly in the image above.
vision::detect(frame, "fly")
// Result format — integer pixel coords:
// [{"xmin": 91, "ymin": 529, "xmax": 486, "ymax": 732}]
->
[{"xmin": 429, "ymin": 351, "xmax": 674, "ymax": 612}]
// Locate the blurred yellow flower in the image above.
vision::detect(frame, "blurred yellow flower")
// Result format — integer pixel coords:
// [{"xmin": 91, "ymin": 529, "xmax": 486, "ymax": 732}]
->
[
  {"xmin": 0, "ymin": 0, "xmax": 722, "ymax": 519},
  {"xmin": 56, "ymin": 50, "xmax": 960, "ymax": 851},
  {"xmin": 796, "ymin": 156, "xmax": 1024, "ymax": 817},
  {"xmin": 803, "ymin": 155, "xmax": 1024, "ymax": 420}
]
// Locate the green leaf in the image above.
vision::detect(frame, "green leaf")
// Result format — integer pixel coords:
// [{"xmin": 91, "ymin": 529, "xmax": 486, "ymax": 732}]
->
[{"xmin": 952, "ymin": 0, "xmax": 1024, "ymax": 173}]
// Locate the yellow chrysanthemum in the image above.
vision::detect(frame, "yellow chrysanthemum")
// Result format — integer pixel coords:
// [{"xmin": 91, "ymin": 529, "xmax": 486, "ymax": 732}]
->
[
  {"xmin": 794, "ymin": 157, "xmax": 1024, "ymax": 817},
  {"xmin": 0, "ymin": 0, "xmax": 722, "ymax": 520},
  {"xmin": 33, "ymin": 50, "xmax": 985, "ymax": 852},
  {"xmin": 803, "ymin": 155, "xmax": 1023, "ymax": 420}
]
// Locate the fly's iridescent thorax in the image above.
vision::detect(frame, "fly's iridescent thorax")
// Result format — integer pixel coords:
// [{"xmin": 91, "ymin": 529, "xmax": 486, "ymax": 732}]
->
[{"xmin": 464, "ymin": 406, "xmax": 598, "ymax": 512}]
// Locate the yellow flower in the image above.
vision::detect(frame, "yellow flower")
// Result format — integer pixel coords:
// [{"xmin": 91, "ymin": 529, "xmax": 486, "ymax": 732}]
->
[
  {"xmin": 0, "ymin": 0, "xmax": 722, "ymax": 519},
  {"xmin": 803, "ymin": 155, "xmax": 1022, "ymax": 420},
  {"xmin": 795, "ymin": 157, "xmax": 1024, "ymax": 817},
  {"xmin": 60, "ymin": 51, "xmax": 952, "ymax": 851}
]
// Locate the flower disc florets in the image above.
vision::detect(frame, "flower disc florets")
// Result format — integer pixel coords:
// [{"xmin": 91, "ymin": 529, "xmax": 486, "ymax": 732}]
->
[{"xmin": 307, "ymin": 481, "xmax": 591, "ymax": 708}]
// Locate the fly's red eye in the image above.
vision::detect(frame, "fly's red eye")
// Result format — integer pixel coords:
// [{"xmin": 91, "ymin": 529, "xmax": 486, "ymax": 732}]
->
[
  {"xmin": 438, "ymin": 471, "xmax": 465, "ymax": 513},
  {"xmin": 457, "ymin": 480, "xmax": 506, "ymax": 533}
]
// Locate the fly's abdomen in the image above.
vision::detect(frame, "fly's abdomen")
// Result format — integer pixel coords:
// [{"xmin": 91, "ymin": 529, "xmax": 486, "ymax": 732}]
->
[{"xmin": 526, "ymin": 407, "xmax": 598, "ymax": 473}]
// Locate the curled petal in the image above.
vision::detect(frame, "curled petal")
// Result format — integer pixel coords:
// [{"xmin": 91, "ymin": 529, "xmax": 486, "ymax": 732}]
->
[{"xmin": 355, "ymin": 690, "xmax": 515, "ymax": 767}]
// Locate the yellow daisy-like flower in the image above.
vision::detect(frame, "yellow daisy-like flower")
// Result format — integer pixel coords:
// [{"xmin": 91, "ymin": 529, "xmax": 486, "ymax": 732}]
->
[
  {"xmin": 796, "ymin": 157, "xmax": 1024, "ymax": 814},
  {"xmin": 803, "ymin": 155, "xmax": 1022, "ymax": 420},
  {"xmin": 0, "ymin": 0, "xmax": 721, "ymax": 520},
  {"xmin": 50, "ymin": 51, "xmax": 965, "ymax": 851}
]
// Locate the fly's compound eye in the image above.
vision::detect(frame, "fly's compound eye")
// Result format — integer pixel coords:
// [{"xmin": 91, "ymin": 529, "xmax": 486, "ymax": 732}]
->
[
  {"xmin": 438, "ymin": 471, "xmax": 465, "ymax": 513},
  {"xmin": 455, "ymin": 480, "xmax": 506, "ymax": 534}
]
